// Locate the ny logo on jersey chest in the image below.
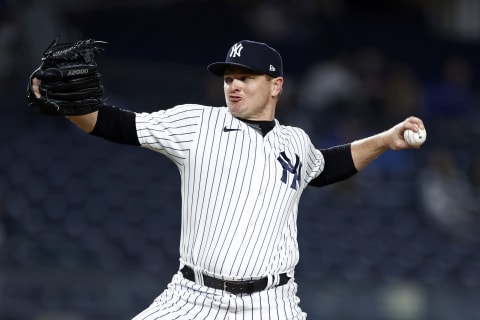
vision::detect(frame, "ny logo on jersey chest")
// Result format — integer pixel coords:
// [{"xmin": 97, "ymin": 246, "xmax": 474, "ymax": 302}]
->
[{"xmin": 277, "ymin": 152, "xmax": 302, "ymax": 190}]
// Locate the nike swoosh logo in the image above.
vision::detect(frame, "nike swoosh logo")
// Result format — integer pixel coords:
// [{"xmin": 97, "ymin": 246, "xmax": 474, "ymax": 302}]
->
[{"xmin": 223, "ymin": 126, "xmax": 241, "ymax": 132}]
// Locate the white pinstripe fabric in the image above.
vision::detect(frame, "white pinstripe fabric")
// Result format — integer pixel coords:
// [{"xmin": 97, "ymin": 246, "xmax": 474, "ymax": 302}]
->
[
  {"xmin": 131, "ymin": 273, "xmax": 307, "ymax": 320},
  {"xmin": 133, "ymin": 105, "xmax": 324, "ymax": 319}
]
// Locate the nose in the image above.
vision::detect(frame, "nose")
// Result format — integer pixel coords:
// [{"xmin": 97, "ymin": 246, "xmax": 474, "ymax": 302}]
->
[{"xmin": 229, "ymin": 78, "xmax": 242, "ymax": 91}]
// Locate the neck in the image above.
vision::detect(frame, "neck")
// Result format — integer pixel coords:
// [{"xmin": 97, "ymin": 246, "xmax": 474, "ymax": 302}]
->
[{"xmin": 238, "ymin": 118, "xmax": 276, "ymax": 136}]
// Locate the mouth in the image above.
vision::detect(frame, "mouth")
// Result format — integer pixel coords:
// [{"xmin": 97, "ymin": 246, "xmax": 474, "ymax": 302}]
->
[{"xmin": 228, "ymin": 95, "xmax": 242, "ymax": 103}]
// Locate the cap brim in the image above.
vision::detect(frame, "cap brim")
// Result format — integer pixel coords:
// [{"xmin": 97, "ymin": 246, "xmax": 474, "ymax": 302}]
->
[{"xmin": 207, "ymin": 62, "xmax": 263, "ymax": 77}]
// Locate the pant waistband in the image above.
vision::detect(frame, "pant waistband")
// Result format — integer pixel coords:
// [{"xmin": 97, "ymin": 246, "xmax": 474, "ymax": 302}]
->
[{"xmin": 180, "ymin": 265, "xmax": 290, "ymax": 295}]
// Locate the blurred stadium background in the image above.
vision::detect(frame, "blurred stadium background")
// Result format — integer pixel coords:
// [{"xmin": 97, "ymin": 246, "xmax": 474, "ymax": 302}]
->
[{"xmin": 1, "ymin": 0, "xmax": 480, "ymax": 319}]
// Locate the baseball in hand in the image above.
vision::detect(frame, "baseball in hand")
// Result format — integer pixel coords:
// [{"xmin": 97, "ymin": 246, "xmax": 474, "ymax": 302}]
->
[{"xmin": 404, "ymin": 127, "xmax": 427, "ymax": 147}]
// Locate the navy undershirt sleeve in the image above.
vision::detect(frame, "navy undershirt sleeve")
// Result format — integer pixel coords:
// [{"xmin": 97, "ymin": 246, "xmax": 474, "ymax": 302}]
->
[
  {"xmin": 90, "ymin": 104, "xmax": 140, "ymax": 146},
  {"xmin": 309, "ymin": 143, "xmax": 358, "ymax": 187}
]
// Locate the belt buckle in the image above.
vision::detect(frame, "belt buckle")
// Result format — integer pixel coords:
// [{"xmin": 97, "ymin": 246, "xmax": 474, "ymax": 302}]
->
[
  {"xmin": 223, "ymin": 280, "xmax": 239, "ymax": 293},
  {"xmin": 223, "ymin": 280, "xmax": 253, "ymax": 294}
]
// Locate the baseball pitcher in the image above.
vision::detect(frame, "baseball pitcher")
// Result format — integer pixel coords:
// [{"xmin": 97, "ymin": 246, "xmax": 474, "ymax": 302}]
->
[{"xmin": 28, "ymin": 38, "xmax": 426, "ymax": 319}]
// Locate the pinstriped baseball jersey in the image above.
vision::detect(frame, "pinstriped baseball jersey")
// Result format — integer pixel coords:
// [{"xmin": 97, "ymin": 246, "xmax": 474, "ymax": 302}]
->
[{"xmin": 136, "ymin": 104, "xmax": 325, "ymax": 280}]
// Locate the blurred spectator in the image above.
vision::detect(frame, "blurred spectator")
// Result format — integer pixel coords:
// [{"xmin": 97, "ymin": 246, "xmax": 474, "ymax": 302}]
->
[
  {"xmin": 352, "ymin": 47, "xmax": 387, "ymax": 117},
  {"xmin": 422, "ymin": 55, "xmax": 478, "ymax": 149},
  {"xmin": 382, "ymin": 62, "xmax": 423, "ymax": 125},
  {"xmin": 245, "ymin": 0, "xmax": 320, "ymax": 45},
  {"xmin": 423, "ymin": 55, "xmax": 477, "ymax": 120},
  {"xmin": 18, "ymin": 0, "xmax": 77, "ymax": 69},
  {"xmin": 418, "ymin": 148, "xmax": 480, "ymax": 241},
  {"xmin": 295, "ymin": 52, "xmax": 363, "ymax": 135},
  {"xmin": 0, "ymin": 2, "xmax": 21, "ymax": 95},
  {"xmin": 423, "ymin": 0, "xmax": 480, "ymax": 42},
  {"xmin": 0, "ymin": 201, "xmax": 5, "ymax": 252},
  {"xmin": 297, "ymin": 52, "xmax": 362, "ymax": 114},
  {"xmin": 468, "ymin": 153, "xmax": 480, "ymax": 208}
]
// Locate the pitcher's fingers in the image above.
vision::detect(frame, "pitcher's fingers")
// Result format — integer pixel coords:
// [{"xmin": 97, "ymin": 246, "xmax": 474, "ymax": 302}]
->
[{"xmin": 31, "ymin": 78, "xmax": 42, "ymax": 99}]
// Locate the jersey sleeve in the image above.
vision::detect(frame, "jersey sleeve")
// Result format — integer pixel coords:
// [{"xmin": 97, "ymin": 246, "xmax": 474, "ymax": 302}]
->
[
  {"xmin": 135, "ymin": 104, "xmax": 204, "ymax": 165},
  {"xmin": 300, "ymin": 130, "xmax": 325, "ymax": 185}
]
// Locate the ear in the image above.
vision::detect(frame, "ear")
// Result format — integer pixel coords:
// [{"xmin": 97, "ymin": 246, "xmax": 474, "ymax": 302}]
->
[{"xmin": 272, "ymin": 77, "xmax": 283, "ymax": 97}]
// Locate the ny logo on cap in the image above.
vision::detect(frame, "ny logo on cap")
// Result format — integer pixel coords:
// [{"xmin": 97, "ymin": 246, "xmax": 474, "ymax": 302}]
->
[{"xmin": 229, "ymin": 43, "xmax": 244, "ymax": 58}]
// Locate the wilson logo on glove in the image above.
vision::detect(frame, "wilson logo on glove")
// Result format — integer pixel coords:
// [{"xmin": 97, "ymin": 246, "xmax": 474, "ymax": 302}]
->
[{"xmin": 67, "ymin": 68, "xmax": 90, "ymax": 76}]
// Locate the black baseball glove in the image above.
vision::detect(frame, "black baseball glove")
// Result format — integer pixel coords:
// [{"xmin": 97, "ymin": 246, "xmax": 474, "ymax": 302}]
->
[{"xmin": 27, "ymin": 37, "xmax": 107, "ymax": 115}]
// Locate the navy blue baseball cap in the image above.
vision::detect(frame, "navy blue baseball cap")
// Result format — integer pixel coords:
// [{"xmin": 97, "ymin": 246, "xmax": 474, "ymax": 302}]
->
[{"xmin": 208, "ymin": 40, "xmax": 283, "ymax": 77}]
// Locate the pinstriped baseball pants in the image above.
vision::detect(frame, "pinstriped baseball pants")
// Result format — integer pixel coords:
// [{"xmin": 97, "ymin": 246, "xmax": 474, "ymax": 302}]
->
[{"xmin": 131, "ymin": 272, "xmax": 307, "ymax": 320}]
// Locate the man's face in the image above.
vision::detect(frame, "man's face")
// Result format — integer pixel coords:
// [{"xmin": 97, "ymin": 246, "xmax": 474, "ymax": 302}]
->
[{"xmin": 223, "ymin": 66, "xmax": 281, "ymax": 120}]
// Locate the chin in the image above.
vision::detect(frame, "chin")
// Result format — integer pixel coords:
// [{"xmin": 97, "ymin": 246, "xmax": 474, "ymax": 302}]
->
[{"xmin": 228, "ymin": 104, "xmax": 244, "ymax": 117}]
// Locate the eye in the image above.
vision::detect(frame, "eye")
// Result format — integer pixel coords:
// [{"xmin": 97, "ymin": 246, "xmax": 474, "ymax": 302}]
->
[{"xmin": 224, "ymin": 77, "xmax": 233, "ymax": 84}]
